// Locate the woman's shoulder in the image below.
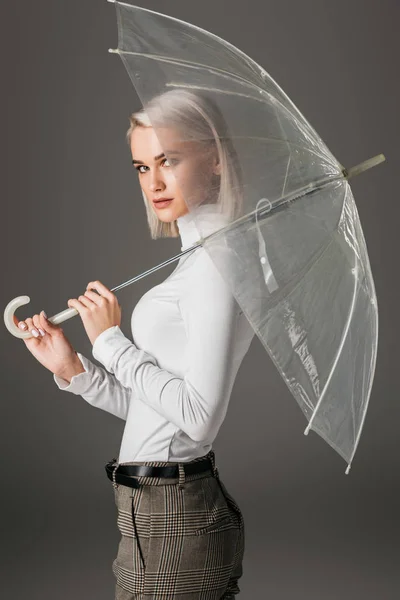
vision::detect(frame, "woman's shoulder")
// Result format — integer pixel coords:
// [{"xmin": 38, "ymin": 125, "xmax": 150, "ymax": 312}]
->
[
  {"xmin": 182, "ymin": 245, "xmax": 236, "ymax": 302},
  {"xmin": 185, "ymin": 245, "xmax": 223, "ymax": 276}
]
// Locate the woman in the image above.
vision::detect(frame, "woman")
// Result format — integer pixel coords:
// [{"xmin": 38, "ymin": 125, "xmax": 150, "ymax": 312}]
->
[{"xmin": 16, "ymin": 89, "xmax": 255, "ymax": 599}]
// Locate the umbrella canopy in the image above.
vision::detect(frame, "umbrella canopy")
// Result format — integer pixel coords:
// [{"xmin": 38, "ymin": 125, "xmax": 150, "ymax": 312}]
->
[{"xmin": 107, "ymin": 0, "xmax": 381, "ymax": 473}]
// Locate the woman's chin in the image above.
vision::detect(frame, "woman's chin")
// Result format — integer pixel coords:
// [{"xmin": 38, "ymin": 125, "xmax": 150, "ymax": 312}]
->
[
  {"xmin": 156, "ymin": 211, "xmax": 178, "ymax": 223},
  {"xmin": 155, "ymin": 207, "xmax": 188, "ymax": 222}
]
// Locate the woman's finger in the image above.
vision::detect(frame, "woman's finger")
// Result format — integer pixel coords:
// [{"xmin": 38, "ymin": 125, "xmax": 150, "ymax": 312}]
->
[
  {"xmin": 86, "ymin": 281, "xmax": 114, "ymax": 302},
  {"xmin": 13, "ymin": 315, "xmax": 28, "ymax": 332},
  {"xmin": 39, "ymin": 311, "xmax": 60, "ymax": 335},
  {"xmin": 32, "ymin": 314, "xmax": 45, "ymax": 337},
  {"xmin": 83, "ymin": 290, "xmax": 104, "ymax": 307},
  {"xmin": 78, "ymin": 294, "xmax": 94, "ymax": 308},
  {"xmin": 67, "ymin": 298, "xmax": 86, "ymax": 315},
  {"xmin": 24, "ymin": 316, "xmax": 40, "ymax": 338}
]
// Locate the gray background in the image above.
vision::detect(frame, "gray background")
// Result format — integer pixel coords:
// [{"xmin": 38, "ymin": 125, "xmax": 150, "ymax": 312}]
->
[{"xmin": 1, "ymin": 0, "xmax": 399, "ymax": 598}]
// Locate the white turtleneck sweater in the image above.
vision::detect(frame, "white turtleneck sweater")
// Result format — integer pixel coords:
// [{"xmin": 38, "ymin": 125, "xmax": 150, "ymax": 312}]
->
[{"xmin": 53, "ymin": 203, "xmax": 255, "ymax": 463}]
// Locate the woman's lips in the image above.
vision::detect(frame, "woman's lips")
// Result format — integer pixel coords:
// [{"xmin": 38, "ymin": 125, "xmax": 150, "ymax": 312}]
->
[{"xmin": 153, "ymin": 198, "xmax": 173, "ymax": 208}]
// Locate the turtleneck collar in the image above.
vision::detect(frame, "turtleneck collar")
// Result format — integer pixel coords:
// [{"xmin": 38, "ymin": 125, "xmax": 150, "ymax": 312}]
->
[{"xmin": 176, "ymin": 203, "xmax": 230, "ymax": 251}]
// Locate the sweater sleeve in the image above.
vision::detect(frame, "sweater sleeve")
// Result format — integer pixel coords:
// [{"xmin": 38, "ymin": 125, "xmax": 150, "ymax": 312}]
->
[
  {"xmin": 53, "ymin": 352, "xmax": 131, "ymax": 421},
  {"xmin": 91, "ymin": 251, "xmax": 238, "ymax": 442}
]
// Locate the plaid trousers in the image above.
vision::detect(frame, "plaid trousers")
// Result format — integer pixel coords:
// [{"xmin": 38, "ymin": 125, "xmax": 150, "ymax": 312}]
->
[{"xmin": 111, "ymin": 449, "xmax": 244, "ymax": 599}]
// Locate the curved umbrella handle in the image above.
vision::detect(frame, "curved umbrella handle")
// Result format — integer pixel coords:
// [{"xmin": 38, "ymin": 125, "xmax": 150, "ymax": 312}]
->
[{"xmin": 3, "ymin": 295, "xmax": 79, "ymax": 339}]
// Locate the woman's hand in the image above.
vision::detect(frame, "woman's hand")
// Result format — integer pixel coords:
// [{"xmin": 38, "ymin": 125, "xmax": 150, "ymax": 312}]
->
[
  {"xmin": 14, "ymin": 311, "xmax": 83, "ymax": 379},
  {"xmin": 67, "ymin": 280, "xmax": 121, "ymax": 346}
]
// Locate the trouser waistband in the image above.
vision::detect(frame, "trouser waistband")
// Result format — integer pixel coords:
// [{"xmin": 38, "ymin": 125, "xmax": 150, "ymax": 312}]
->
[{"xmin": 105, "ymin": 450, "xmax": 219, "ymax": 490}]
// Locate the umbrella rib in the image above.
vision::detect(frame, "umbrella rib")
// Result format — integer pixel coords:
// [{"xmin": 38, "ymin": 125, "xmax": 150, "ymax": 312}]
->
[
  {"xmin": 282, "ymin": 154, "xmax": 292, "ymax": 197},
  {"xmin": 116, "ymin": 51, "xmax": 336, "ymax": 167},
  {"xmin": 110, "ymin": 2, "xmax": 268, "ymax": 87},
  {"xmin": 303, "ymin": 234, "xmax": 359, "ymax": 436},
  {"xmin": 113, "ymin": 48, "xmax": 275, "ymax": 98},
  {"xmin": 109, "ymin": 1, "xmax": 352, "ymax": 185},
  {"xmin": 109, "ymin": 0, "xmax": 315, "ymax": 143},
  {"xmin": 165, "ymin": 81, "xmax": 330, "ymax": 159},
  {"xmin": 345, "ymin": 319, "xmax": 378, "ymax": 473},
  {"xmin": 232, "ymin": 136, "xmax": 334, "ymax": 165},
  {"xmin": 112, "ymin": 49, "xmax": 337, "ymax": 163}
]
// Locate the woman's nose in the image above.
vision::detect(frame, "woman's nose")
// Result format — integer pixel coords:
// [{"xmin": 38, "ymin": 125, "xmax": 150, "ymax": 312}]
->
[{"xmin": 149, "ymin": 170, "xmax": 166, "ymax": 192}]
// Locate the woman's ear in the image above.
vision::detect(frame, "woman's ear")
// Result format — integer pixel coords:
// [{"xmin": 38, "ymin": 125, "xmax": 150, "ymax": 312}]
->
[{"xmin": 213, "ymin": 156, "xmax": 222, "ymax": 176}]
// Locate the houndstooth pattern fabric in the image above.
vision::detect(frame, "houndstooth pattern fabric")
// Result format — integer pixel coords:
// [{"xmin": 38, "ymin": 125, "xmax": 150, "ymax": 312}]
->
[{"xmin": 111, "ymin": 450, "xmax": 244, "ymax": 599}]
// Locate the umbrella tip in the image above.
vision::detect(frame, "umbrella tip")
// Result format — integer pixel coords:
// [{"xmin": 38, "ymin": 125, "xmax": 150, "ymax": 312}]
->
[
  {"xmin": 108, "ymin": 48, "xmax": 119, "ymax": 54},
  {"xmin": 344, "ymin": 154, "xmax": 386, "ymax": 179},
  {"xmin": 107, "ymin": 0, "xmax": 116, "ymax": 3},
  {"xmin": 345, "ymin": 463, "xmax": 351, "ymax": 475}
]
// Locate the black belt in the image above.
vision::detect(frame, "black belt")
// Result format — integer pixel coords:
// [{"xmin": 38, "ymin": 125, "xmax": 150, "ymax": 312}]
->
[{"xmin": 105, "ymin": 456, "xmax": 214, "ymax": 489}]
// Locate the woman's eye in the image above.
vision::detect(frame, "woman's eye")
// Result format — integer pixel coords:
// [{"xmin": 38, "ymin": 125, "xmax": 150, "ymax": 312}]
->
[
  {"xmin": 134, "ymin": 158, "xmax": 177, "ymax": 174},
  {"xmin": 164, "ymin": 158, "xmax": 178, "ymax": 167}
]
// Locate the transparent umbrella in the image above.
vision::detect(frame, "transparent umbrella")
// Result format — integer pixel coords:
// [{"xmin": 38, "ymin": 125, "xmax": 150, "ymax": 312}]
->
[{"xmin": 4, "ymin": 0, "xmax": 385, "ymax": 474}]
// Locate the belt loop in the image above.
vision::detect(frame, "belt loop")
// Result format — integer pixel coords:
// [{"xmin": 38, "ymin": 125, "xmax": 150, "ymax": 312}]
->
[
  {"xmin": 178, "ymin": 462, "xmax": 186, "ymax": 490},
  {"xmin": 209, "ymin": 450, "xmax": 219, "ymax": 480}
]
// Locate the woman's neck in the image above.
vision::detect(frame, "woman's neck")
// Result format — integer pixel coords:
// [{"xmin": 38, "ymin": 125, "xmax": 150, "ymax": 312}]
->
[{"xmin": 176, "ymin": 203, "xmax": 229, "ymax": 251}]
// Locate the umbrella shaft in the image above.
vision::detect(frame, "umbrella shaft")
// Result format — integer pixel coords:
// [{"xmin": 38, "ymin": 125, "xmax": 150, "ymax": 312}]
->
[{"xmin": 110, "ymin": 244, "xmax": 201, "ymax": 294}]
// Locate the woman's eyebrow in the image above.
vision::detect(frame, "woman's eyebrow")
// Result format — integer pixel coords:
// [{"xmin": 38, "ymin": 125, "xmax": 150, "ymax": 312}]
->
[
  {"xmin": 132, "ymin": 152, "xmax": 165, "ymax": 165},
  {"xmin": 132, "ymin": 150, "xmax": 182, "ymax": 165}
]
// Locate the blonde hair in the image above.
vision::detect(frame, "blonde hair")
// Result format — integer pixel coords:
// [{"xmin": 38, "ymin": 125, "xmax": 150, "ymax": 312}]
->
[{"xmin": 126, "ymin": 89, "xmax": 243, "ymax": 240}]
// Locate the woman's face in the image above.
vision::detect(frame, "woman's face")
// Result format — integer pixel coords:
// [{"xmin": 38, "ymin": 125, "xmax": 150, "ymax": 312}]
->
[{"xmin": 130, "ymin": 125, "xmax": 220, "ymax": 223}]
